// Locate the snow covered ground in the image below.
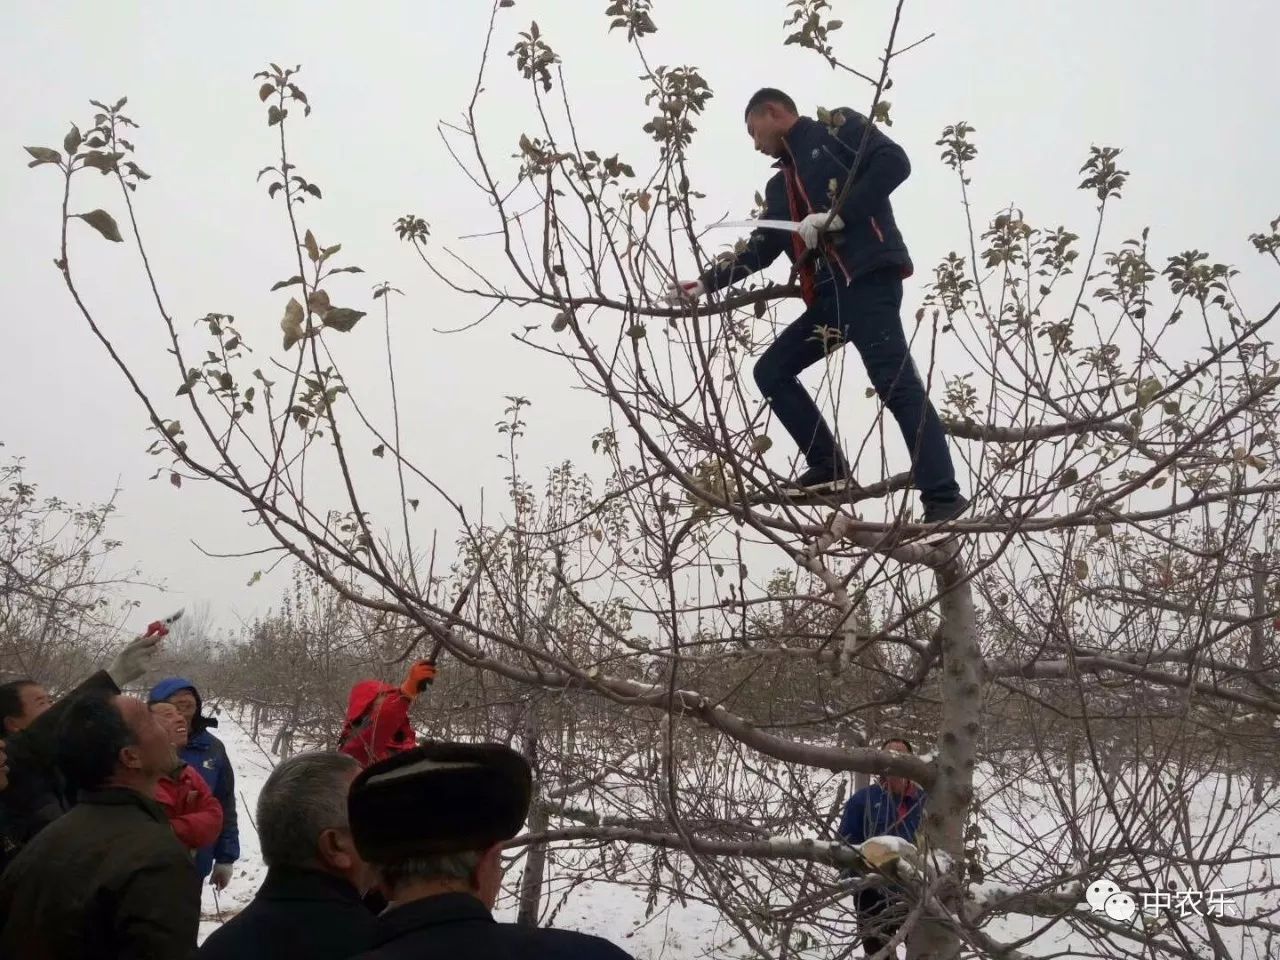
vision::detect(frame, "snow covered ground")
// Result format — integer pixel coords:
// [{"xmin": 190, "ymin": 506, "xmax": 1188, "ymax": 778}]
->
[
  {"xmin": 195, "ymin": 709, "xmax": 270, "ymax": 942},
  {"xmin": 199, "ymin": 706, "xmax": 1280, "ymax": 958}
]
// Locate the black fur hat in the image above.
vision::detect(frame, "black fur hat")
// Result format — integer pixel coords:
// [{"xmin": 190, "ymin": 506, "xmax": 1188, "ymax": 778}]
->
[{"xmin": 348, "ymin": 742, "xmax": 532, "ymax": 860}]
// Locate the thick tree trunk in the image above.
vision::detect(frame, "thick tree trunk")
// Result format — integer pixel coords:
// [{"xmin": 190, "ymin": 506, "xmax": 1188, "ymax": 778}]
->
[
  {"xmin": 516, "ymin": 702, "xmax": 547, "ymax": 927},
  {"xmin": 516, "ymin": 797, "xmax": 550, "ymax": 926},
  {"xmin": 1249, "ymin": 556, "xmax": 1267, "ymax": 803},
  {"xmin": 907, "ymin": 564, "xmax": 981, "ymax": 960},
  {"xmin": 1248, "ymin": 555, "xmax": 1267, "ymax": 676}
]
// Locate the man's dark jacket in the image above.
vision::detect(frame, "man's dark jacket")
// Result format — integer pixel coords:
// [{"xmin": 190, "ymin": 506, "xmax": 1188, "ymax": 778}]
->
[
  {"xmin": 353, "ymin": 892, "xmax": 634, "ymax": 960},
  {"xmin": 0, "ymin": 807, "xmax": 19, "ymax": 879},
  {"xmin": 839, "ymin": 782, "xmax": 927, "ymax": 846},
  {"xmin": 0, "ymin": 669, "xmax": 119, "ymax": 860},
  {"xmin": 0, "ymin": 786, "xmax": 200, "ymax": 959},
  {"xmin": 699, "ymin": 109, "xmax": 912, "ymax": 299},
  {"xmin": 198, "ymin": 867, "xmax": 377, "ymax": 960}
]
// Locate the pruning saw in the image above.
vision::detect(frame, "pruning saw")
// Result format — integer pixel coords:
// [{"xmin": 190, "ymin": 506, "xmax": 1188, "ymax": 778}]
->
[{"xmin": 710, "ymin": 219, "xmax": 803, "ymax": 233}]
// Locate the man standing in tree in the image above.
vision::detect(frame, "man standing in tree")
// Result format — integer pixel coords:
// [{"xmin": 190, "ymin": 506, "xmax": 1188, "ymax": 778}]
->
[{"xmin": 667, "ymin": 88, "xmax": 967, "ymax": 523}]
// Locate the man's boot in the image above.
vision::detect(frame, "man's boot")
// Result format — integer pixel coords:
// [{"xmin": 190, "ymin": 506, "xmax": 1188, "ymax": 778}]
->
[
  {"xmin": 922, "ymin": 494, "xmax": 970, "ymax": 524},
  {"xmin": 790, "ymin": 452, "xmax": 856, "ymax": 492}
]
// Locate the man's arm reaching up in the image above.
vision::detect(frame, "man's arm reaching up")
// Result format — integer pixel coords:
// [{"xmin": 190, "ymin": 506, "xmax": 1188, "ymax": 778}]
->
[{"xmin": 665, "ymin": 175, "xmax": 791, "ymax": 304}]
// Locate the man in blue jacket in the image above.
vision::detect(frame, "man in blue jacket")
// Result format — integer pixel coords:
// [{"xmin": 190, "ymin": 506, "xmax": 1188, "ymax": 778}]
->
[
  {"xmin": 667, "ymin": 88, "xmax": 967, "ymax": 523},
  {"xmin": 149, "ymin": 677, "xmax": 239, "ymax": 887},
  {"xmin": 839, "ymin": 738, "xmax": 927, "ymax": 957}
]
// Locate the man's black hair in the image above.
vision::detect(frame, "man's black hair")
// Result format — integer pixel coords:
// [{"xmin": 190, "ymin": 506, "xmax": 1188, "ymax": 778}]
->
[
  {"xmin": 744, "ymin": 88, "xmax": 798, "ymax": 120},
  {"xmin": 0, "ymin": 679, "xmax": 39, "ymax": 722},
  {"xmin": 56, "ymin": 690, "xmax": 135, "ymax": 794},
  {"xmin": 880, "ymin": 737, "xmax": 914, "ymax": 753}
]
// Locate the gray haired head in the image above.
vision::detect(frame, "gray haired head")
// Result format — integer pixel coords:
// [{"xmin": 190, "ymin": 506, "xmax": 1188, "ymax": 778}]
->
[{"xmin": 257, "ymin": 751, "xmax": 360, "ymax": 869}]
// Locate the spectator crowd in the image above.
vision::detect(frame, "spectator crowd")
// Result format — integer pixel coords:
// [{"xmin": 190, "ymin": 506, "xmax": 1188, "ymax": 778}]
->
[{"xmin": 0, "ymin": 626, "xmax": 925, "ymax": 959}]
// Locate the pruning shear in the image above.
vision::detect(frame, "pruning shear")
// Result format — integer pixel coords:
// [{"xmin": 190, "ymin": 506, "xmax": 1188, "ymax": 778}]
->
[{"xmin": 144, "ymin": 608, "xmax": 185, "ymax": 638}]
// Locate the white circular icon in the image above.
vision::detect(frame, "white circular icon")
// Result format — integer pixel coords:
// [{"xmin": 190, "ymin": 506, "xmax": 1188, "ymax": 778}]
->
[
  {"xmin": 1104, "ymin": 891, "xmax": 1138, "ymax": 922},
  {"xmin": 1085, "ymin": 879, "xmax": 1120, "ymax": 912}
]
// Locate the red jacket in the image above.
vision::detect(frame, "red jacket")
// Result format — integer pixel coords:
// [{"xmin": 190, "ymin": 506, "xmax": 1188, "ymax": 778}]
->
[
  {"xmin": 338, "ymin": 680, "xmax": 417, "ymax": 768},
  {"xmin": 154, "ymin": 763, "xmax": 223, "ymax": 851}
]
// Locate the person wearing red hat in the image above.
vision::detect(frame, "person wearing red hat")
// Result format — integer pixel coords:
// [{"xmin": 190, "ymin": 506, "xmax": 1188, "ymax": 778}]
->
[{"xmin": 338, "ymin": 661, "xmax": 437, "ymax": 768}]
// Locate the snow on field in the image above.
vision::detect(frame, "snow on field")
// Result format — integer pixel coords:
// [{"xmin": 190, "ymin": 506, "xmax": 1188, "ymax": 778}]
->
[
  {"xmin": 200, "ymin": 705, "xmax": 1280, "ymax": 958},
  {"xmin": 195, "ymin": 709, "xmax": 271, "ymax": 942}
]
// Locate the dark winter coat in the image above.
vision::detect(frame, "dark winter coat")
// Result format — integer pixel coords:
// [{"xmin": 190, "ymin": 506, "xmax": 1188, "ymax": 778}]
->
[
  {"xmin": 0, "ymin": 807, "xmax": 19, "ymax": 879},
  {"xmin": 0, "ymin": 786, "xmax": 201, "ymax": 959},
  {"xmin": 354, "ymin": 892, "xmax": 636, "ymax": 960},
  {"xmin": 149, "ymin": 677, "xmax": 239, "ymax": 877},
  {"xmin": 699, "ymin": 110, "xmax": 912, "ymax": 303},
  {"xmin": 198, "ymin": 867, "xmax": 377, "ymax": 960},
  {"xmin": 838, "ymin": 781, "xmax": 927, "ymax": 847},
  {"xmin": 0, "ymin": 668, "xmax": 120, "ymax": 861}
]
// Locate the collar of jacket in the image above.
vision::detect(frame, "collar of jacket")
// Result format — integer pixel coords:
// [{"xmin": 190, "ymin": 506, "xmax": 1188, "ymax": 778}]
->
[
  {"xmin": 773, "ymin": 115, "xmax": 822, "ymax": 167},
  {"xmin": 373, "ymin": 892, "xmax": 493, "ymax": 944},
  {"xmin": 259, "ymin": 866, "xmax": 366, "ymax": 904},
  {"xmin": 768, "ymin": 117, "xmax": 819, "ymax": 171},
  {"xmin": 167, "ymin": 758, "xmax": 193, "ymax": 776},
  {"xmin": 884, "ymin": 783, "xmax": 925, "ymax": 813},
  {"xmin": 191, "ymin": 712, "xmax": 220, "ymax": 734},
  {"xmin": 80, "ymin": 785, "xmax": 171, "ymax": 825},
  {"xmin": 185, "ymin": 728, "xmax": 216, "ymax": 752}
]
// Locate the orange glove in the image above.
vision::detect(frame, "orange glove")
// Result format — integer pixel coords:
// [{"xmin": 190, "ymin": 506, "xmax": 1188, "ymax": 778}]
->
[{"xmin": 401, "ymin": 661, "xmax": 437, "ymax": 698}]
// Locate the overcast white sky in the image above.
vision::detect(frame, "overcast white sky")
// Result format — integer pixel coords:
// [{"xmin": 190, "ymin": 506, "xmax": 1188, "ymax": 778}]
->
[{"xmin": 2, "ymin": 0, "xmax": 1277, "ymax": 634}]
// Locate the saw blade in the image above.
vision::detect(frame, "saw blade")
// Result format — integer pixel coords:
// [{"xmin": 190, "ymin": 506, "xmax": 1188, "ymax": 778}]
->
[{"xmin": 710, "ymin": 218, "xmax": 802, "ymax": 233}]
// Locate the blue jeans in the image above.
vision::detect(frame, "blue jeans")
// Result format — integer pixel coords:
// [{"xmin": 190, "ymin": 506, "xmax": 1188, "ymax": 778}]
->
[{"xmin": 752, "ymin": 268, "xmax": 961, "ymax": 505}]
